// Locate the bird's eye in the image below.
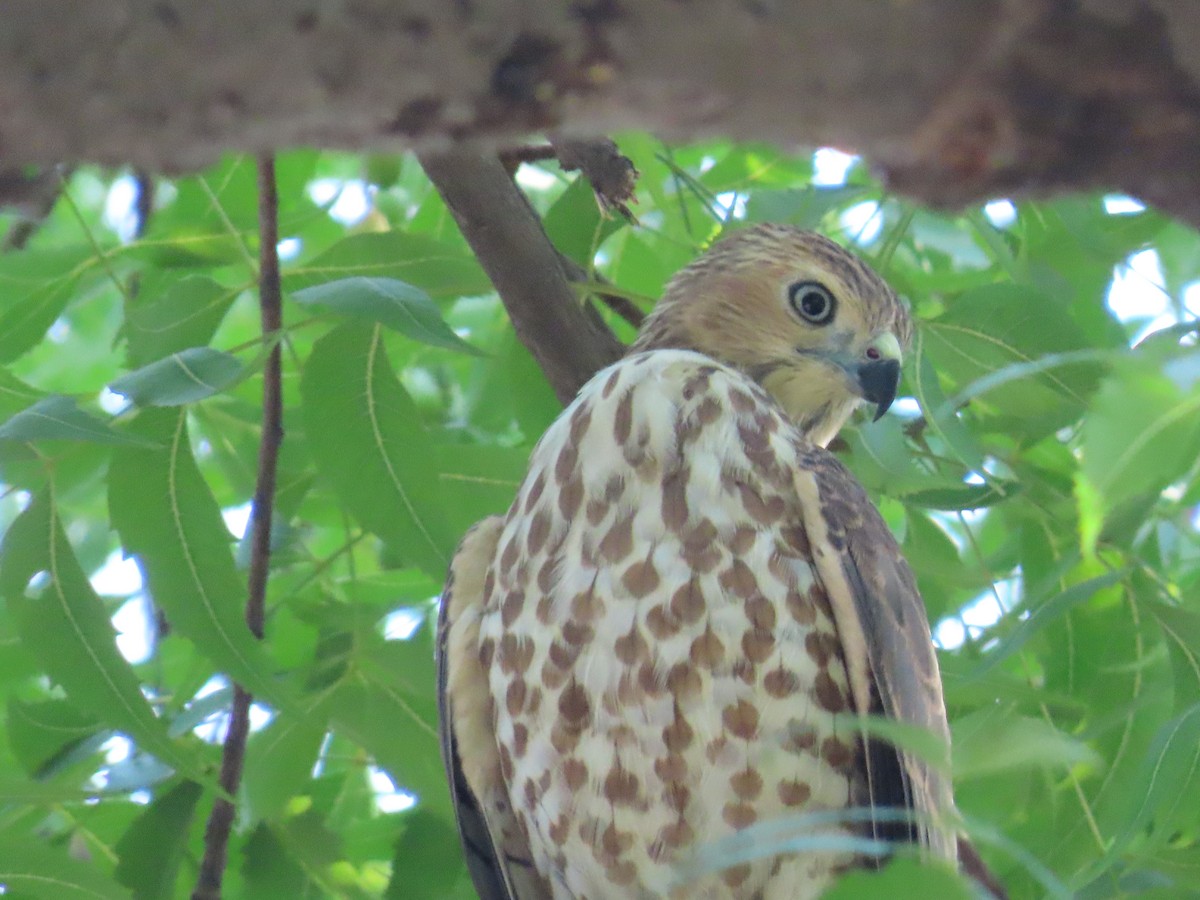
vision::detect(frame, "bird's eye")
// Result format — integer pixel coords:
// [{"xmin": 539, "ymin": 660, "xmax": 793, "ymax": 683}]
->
[{"xmin": 787, "ymin": 281, "xmax": 836, "ymax": 325}]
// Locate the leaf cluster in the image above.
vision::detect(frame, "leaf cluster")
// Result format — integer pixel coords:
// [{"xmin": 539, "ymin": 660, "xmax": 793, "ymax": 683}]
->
[{"xmin": 0, "ymin": 144, "xmax": 1197, "ymax": 898}]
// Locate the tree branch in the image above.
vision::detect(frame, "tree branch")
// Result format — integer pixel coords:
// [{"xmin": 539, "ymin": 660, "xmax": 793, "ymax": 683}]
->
[
  {"xmin": 1, "ymin": 165, "xmax": 72, "ymax": 252},
  {"xmin": 549, "ymin": 137, "xmax": 639, "ymax": 221},
  {"xmin": 498, "ymin": 143, "xmax": 558, "ymax": 173},
  {"xmin": 192, "ymin": 155, "xmax": 284, "ymax": 900},
  {"xmin": 419, "ymin": 148, "xmax": 625, "ymax": 404},
  {"xmin": 7, "ymin": 3, "xmax": 1200, "ymax": 227},
  {"xmin": 499, "ymin": 137, "xmax": 637, "ymax": 220}
]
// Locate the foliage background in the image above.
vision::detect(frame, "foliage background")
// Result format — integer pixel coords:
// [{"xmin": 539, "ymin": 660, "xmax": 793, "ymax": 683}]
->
[{"xmin": 0, "ymin": 141, "xmax": 1198, "ymax": 898}]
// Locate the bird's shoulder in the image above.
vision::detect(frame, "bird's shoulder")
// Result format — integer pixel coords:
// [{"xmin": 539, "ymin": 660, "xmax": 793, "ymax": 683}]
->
[
  {"xmin": 502, "ymin": 348, "xmax": 863, "ymax": 581},
  {"xmin": 527, "ymin": 348, "xmax": 806, "ymax": 482}
]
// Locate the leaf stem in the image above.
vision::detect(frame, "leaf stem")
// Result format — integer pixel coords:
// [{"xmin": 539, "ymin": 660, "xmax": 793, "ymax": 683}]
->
[
  {"xmin": 192, "ymin": 155, "xmax": 284, "ymax": 900},
  {"xmin": 58, "ymin": 175, "xmax": 134, "ymax": 304}
]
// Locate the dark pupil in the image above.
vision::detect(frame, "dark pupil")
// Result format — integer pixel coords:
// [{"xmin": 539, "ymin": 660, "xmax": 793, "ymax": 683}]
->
[{"xmin": 801, "ymin": 290, "xmax": 827, "ymax": 318}]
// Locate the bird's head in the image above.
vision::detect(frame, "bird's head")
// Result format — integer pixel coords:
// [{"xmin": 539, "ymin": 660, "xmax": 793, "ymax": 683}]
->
[{"xmin": 631, "ymin": 224, "xmax": 912, "ymax": 447}]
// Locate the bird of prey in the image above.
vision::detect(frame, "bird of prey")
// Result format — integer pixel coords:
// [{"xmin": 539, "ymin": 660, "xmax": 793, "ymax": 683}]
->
[{"xmin": 438, "ymin": 224, "xmax": 961, "ymax": 899}]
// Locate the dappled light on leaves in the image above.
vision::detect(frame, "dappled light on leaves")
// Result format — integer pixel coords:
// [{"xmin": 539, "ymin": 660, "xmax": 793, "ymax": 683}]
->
[{"xmin": 0, "ymin": 143, "xmax": 1197, "ymax": 898}]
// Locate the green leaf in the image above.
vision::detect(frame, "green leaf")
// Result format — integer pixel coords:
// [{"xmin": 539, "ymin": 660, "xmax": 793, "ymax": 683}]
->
[
  {"xmin": 272, "ymin": 807, "xmax": 346, "ymax": 881},
  {"xmin": 0, "ymin": 777, "xmax": 91, "ymax": 805},
  {"xmin": 0, "ymin": 833, "xmax": 132, "ymax": 899},
  {"xmin": 0, "ymin": 245, "xmax": 98, "ymax": 364},
  {"xmin": 366, "ymin": 154, "xmax": 404, "ymax": 189},
  {"xmin": 901, "ymin": 513, "xmax": 968, "ymax": 624},
  {"xmin": 1074, "ymin": 469, "xmax": 1105, "ymax": 560},
  {"xmin": 606, "ymin": 230, "xmax": 692, "ymax": 302},
  {"xmin": 286, "ymin": 232, "xmax": 491, "ymax": 300},
  {"xmin": 745, "ymin": 185, "xmax": 869, "ymax": 229},
  {"xmin": 136, "ymin": 154, "xmax": 320, "ymax": 268},
  {"xmin": 435, "ymin": 443, "xmax": 526, "ymax": 534},
  {"xmin": 698, "ymin": 143, "xmax": 816, "ymax": 192},
  {"xmin": 300, "ymin": 324, "xmax": 456, "ymax": 579},
  {"xmin": 952, "ymin": 706, "xmax": 1100, "ymax": 778},
  {"xmin": 900, "ymin": 481, "xmax": 1015, "ymax": 511},
  {"xmin": 387, "ymin": 810, "xmax": 470, "ymax": 899},
  {"xmin": 908, "ymin": 336, "xmax": 985, "ymax": 471},
  {"xmin": 1151, "ymin": 602, "xmax": 1200, "ymax": 711},
  {"xmin": 922, "ymin": 283, "xmax": 1103, "ymax": 435},
  {"xmin": 320, "ymin": 629, "xmax": 447, "ymax": 819},
  {"xmin": 114, "ymin": 780, "xmax": 203, "ymax": 900},
  {"xmin": 820, "ymin": 857, "xmax": 975, "ymax": 900},
  {"xmin": 0, "ymin": 493, "xmax": 205, "ymax": 781},
  {"xmin": 0, "ymin": 367, "xmax": 45, "ymax": 420},
  {"xmin": 971, "ymin": 571, "xmax": 1124, "ymax": 676},
  {"xmin": 500, "ymin": 331, "xmax": 562, "ymax": 438},
  {"xmin": 0, "ymin": 396, "xmax": 154, "ymax": 446},
  {"xmin": 1041, "ymin": 579, "xmax": 1173, "ymax": 875},
  {"xmin": 6, "ymin": 698, "xmax": 103, "ymax": 776},
  {"xmin": 108, "ymin": 408, "xmax": 297, "ymax": 711},
  {"xmin": 240, "ymin": 824, "xmax": 307, "ymax": 896},
  {"xmin": 110, "ymin": 348, "xmax": 245, "ymax": 407},
  {"xmin": 244, "ymin": 713, "xmax": 328, "ymax": 823},
  {"xmin": 910, "ymin": 209, "xmax": 993, "ymax": 268},
  {"xmin": 543, "ymin": 173, "xmax": 625, "ymax": 265},
  {"xmin": 291, "ymin": 276, "xmax": 481, "ymax": 354},
  {"xmin": 324, "ymin": 674, "xmax": 447, "ymax": 818},
  {"xmin": 1107, "ymin": 704, "xmax": 1200, "ymax": 860},
  {"xmin": 841, "ymin": 415, "xmax": 925, "ymax": 495},
  {"xmin": 936, "ymin": 348, "xmax": 1113, "ymax": 414},
  {"xmin": 125, "ymin": 275, "xmax": 239, "ymax": 367},
  {"xmin": 1081, "ymin": 357, "xmax": 1200, "ymax": 509}
]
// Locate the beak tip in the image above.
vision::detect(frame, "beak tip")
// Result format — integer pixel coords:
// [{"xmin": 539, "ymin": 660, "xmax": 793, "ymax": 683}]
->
[{"xmin": 857, "ymin": 357, "xmax": 901, "ymax": 423}]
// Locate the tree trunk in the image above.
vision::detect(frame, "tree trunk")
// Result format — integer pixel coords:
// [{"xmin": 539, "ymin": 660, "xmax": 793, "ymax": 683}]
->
[{"xmin": 4, "ymin": 2, "xmax": 1200, "ymax": 225}]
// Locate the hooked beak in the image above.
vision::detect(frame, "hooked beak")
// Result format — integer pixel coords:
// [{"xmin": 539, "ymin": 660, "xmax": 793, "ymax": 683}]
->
[{"xmin": 856, "ymin": 332, "xmax": 902, "ymax": 421}]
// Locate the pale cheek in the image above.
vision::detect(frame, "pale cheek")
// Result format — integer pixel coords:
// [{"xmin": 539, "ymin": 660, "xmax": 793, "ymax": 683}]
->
[
  {"xmin": 723, "ymin": 324, "xmax": 797, "ymax": 366},
  {"xmin": 762, "ymin": 368, "xmax": 861, "ymax": 445},
  {"xmin": 762, "ymin": 368, "xmax": 844, "ymax": 413}
]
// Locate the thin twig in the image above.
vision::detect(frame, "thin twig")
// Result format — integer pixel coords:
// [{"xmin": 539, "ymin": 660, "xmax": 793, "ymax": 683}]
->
[
  {"xmin": 132, "ymin": 170, "xmax": 154, "ymax": 240},
  {"xmin": 498, "ymin": 143, "xmax": 558, "ymax": 175},
  {"xmin": 557, "ymin": 254, "xmax": 646, "ymax": 328},
  {"xmin": 57, "ymin": 179, "xmax": 133, "ymax": 304},
  {"xmin": 245, "ymin": 156, "xmax": 283, "ymax": 643},
  {"xmin": 192, "ymin": 155, "xmax": 284, "ymax": 900},
  {"xmin": 123, "ymin": 170, "xmax": 157, "ymax": 304},
  {"xmin": 591, "ymin": 286, "xmax": 646, "ymax": 329}
]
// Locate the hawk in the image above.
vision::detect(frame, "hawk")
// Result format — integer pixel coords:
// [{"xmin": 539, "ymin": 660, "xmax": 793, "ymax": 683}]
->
[{"xmin": 438, "ymin": 224, "xmax": 962, "ymax": 899}]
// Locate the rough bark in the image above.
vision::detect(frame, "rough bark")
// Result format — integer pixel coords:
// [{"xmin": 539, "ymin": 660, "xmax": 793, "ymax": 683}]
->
[{"xmin": 3, "ymin": 2, "xmax": 1200, "ymax": 225}]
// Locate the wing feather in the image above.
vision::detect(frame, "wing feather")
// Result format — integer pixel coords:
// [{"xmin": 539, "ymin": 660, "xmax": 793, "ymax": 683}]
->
[
  {"xmin": 795, "ymin": 454, "xmax": 958, "ymax": 861},
  {"xmin": 439, "ymin": 517, "xmax": 549, "ymax": 900}
]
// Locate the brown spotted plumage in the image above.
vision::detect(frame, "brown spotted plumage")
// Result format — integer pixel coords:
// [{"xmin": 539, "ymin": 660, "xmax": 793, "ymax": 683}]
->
[{"xmin": 439, "ymin": 225, "xmax": 960, "ymax": 899}]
